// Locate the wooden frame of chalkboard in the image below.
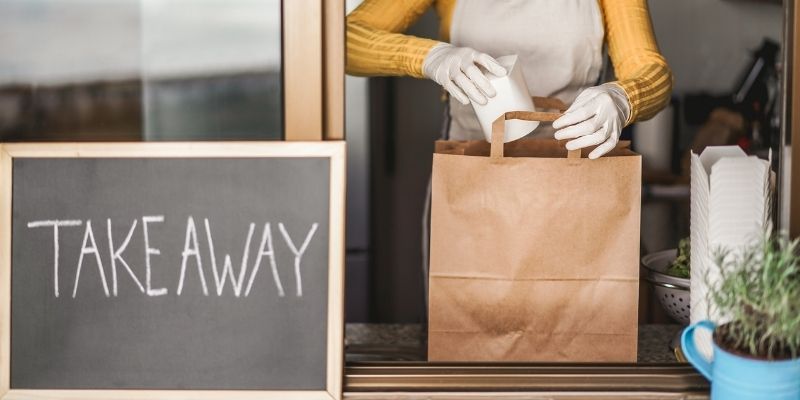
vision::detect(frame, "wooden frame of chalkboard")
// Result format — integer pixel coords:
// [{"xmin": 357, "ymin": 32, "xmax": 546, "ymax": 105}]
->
[{"xmin": 0, "ymin": 141, "xmax": 346, "ymax": 400}]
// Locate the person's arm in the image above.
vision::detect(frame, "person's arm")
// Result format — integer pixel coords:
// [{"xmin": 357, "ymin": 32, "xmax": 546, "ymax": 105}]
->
[
  {"xmin": 602, "ymin": 0, "xmax": 673, "ymax": 124},
  {"xmin": 346, "ymin": 0, "xmax": 506, "ymax": 105},
  {"xmin": 554, "ymin": 0, "xmax": 672, "ymax": 159},
  {"xmin": 346, "ymin": 0, "xmax": 439, "ymax": 78}
]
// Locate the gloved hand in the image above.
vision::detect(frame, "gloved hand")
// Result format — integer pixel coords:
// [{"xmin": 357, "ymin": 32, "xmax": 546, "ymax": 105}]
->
[
  {"xmin": 553, "ymin": 83, "xmax": 631, "ymax": 160},
  {"xmin": 422, "ymin": 43, "xmax": 507, "ymax": 106}
]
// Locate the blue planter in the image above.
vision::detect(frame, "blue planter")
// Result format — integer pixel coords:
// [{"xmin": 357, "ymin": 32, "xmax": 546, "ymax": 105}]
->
[{"xmin": 682, "ymin": 320, "xmax": 800, "ymax": 400}]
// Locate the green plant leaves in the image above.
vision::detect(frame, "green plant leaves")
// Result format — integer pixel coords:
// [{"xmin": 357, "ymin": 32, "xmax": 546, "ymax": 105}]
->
[{"xmin": 708, "ymin": 232, "xmax": 800, "ymax": 360}]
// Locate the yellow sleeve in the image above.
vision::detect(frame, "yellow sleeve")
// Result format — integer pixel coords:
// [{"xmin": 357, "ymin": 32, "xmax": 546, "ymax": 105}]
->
[
  {"xmin": 601, "ymin": 0, "xmax": 673, "ymax": 124},
  {"xmin": 346, "ymin": 0, "xmax": 441, "ymax": 78}
]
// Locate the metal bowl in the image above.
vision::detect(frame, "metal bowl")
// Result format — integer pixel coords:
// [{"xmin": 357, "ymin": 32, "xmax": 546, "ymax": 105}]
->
[{"xmin": 641, "ymin": 249, "xmax": 690, "ymax": 325}]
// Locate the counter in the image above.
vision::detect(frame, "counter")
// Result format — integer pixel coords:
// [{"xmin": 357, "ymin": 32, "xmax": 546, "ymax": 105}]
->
[
  {"xmin": 346, "ymin": 323, "xmax": 684, "ymax": 363},
  {"xmin": 342, "ymin": 323, "xmax": 709, "ymax": 399}
]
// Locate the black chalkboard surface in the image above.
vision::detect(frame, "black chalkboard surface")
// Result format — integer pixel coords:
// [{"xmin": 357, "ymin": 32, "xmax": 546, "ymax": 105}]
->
[{"xmin": 0, "ymin": 143, "xmax": 345, "ymax": 399}]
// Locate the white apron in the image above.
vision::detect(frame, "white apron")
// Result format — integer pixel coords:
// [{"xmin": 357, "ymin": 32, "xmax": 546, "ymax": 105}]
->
[{"xmin": 447, "ymin": 0, "xmax": 605, "ymax": 140}]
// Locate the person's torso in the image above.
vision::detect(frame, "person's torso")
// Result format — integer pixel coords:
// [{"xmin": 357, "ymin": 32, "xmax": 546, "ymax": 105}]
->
[{"xmin": 442, "ymin": 0, "xmax": 605, "ymax": 140}]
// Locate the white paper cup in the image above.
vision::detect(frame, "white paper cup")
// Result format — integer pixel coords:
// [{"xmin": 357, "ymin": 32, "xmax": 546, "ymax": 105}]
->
[{"xmin": 471, "ymin": 54, "xmax": 538, "ymax": 143}]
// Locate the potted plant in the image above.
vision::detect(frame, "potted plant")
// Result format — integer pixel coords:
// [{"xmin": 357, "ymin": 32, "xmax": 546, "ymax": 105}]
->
[{"xmin": 682, "ymin": 233, "xmax": 800, "ymax": 399}]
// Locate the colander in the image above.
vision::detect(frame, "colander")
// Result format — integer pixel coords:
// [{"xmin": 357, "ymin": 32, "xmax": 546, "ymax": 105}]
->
[{"xmin": 641, "ymin": 249, "xmax": 690, "ymax": 325}]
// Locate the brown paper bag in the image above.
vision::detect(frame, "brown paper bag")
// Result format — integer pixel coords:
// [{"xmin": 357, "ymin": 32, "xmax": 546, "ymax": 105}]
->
[{"xmin": 428, "ymin": 101, "xmax": 641, "ymax": 362}]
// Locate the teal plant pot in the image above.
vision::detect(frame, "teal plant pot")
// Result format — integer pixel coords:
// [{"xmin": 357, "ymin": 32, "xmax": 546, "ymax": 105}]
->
[{"xmin": 682, "ymin": 320, "xmax": 800, "ymax": 400}]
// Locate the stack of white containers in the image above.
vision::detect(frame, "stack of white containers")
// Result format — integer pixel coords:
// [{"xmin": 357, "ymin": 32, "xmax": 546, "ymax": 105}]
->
[{"xmin": 690, "ymin": 146, "xmax": 773, "ymax": 356}]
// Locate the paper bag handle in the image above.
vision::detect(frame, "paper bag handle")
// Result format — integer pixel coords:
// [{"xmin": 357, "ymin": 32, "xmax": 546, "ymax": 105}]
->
[{"xmin": 490, "ymin": 97, "xmax": 580, "ymax": 159}]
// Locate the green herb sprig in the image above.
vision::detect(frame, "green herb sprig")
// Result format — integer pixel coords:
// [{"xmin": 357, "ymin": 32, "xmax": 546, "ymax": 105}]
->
[{"xmin": 666, "ymin": 238, "xmax": 690, "ymax": 279}]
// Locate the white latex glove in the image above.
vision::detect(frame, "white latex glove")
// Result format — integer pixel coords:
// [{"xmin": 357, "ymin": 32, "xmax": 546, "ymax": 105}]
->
[
  {"xmin": 553, "ymin": 83, "xmax": 631, "ymax": 160},
  {"xmin": 422, "ymin": 43, "xmax": 507, "ymax": 106}
]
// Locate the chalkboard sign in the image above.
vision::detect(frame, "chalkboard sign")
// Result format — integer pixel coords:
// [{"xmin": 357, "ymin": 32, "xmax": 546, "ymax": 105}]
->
[{"xmin": 0, "ymin": 142, "xmax": 345, "ymax": 400}]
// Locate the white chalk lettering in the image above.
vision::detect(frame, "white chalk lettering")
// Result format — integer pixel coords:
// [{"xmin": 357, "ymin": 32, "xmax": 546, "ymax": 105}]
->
[
  {"xmin": 142, "ymin": 215, "xmax": 168, "ymax": 296},
  {"xmin": 245, "ymin": 223, "xmax": 285, "ymax": 297},
  {"xmin": 72, "ymin": 220, "xmax": 110, "ymax": 298},
  {"xmin": 204, "ymin": 219, "xmax": 253, "ymax": 297},
  {"xmin": 107, "ymin": 219, "xmax": 144, "ymax": 296},
  {"xmin": 26, "ymin": 220, "xmax": 82, "ymax": 297},
  {"xmin": 177, "ymin": 216, "xmax": 209, "ymax": 296},
  {"xmin": 28, "ymin": 216, "xmax": 320, "ymax": 299},
  {"xmin": 278, "ymin": 222, "xmax": 319, "ymax": 297}
]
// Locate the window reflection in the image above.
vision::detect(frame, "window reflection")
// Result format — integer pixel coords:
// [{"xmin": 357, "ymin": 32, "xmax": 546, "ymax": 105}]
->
[
  {"xmin": 0, "ymin": 0, "xmax": 282, "ymax": 141},
  {"xmin": 141, "ymin": 0, "xmax": 281, "ymax": 140}
]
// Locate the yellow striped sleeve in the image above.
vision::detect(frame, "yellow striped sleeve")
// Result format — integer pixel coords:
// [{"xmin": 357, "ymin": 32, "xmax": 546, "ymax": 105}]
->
[
  {"xmin": 436, "ymin": 0, "xmax": 457, "ymax": 42},
  {"xmin": 347, "ymin": 0, "xmax": 440, "ymax": 78},
  {"xmin": 601, "ymin": 0, "xmax": 673, "ymax": 124}
]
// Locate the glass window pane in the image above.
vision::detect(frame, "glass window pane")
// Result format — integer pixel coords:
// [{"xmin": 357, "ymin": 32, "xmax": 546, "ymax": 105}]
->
[
  {"xmin": 0, "ymin": 0, "xmax": 282, "ymax": 142},
  {"xmin": 0, "ymin": 0, "xmax": 142, "ymax": 141},
  {"xmin": 141, "ymin": 0, "xmax": 282, "ymax": 140}
]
